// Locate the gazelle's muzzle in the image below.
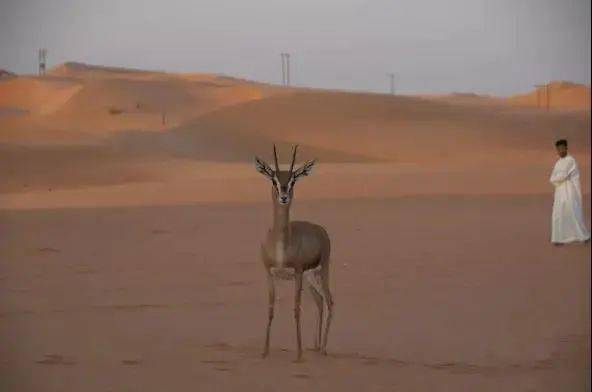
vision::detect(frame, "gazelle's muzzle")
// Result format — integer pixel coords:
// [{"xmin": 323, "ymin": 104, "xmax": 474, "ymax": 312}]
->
[{"xmin": 279, "ymin": 195, "xmax": 290, "ymax": 204}]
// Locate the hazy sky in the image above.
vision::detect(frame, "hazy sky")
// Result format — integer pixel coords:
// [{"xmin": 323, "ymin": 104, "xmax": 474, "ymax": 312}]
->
[{"xmin": 0, "ymin": 0, "xmax": 590, "ymax": 95}]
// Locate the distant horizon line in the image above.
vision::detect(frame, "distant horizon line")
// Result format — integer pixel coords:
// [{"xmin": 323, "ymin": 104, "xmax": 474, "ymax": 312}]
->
[{"xmin": 2, "ymin": 60, "xmax": 591, "ymax": 99}]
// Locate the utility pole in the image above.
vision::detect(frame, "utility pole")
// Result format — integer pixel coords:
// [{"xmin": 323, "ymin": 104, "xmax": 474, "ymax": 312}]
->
[
  {"xmin": 38, "ymin": 48, "xmax": 47, "ymax": 75},
  {"xmin": 387, "ymin": 73, "xmax": 396, "ymax": 95},
  {"xmin": 546, "ymin": 84, "xmax": 550, "ymax": 111},
  {"xmin": 281, "ymin": 53, "xmax": 286, "ymax": 86},
  {"xmin": 534, "ymin": 84, "xmax": 550, "ymax": 112},
  {"xmin": 534, "ymin": 85, "xmax": 541, "ymax": 108},
  {"xmin": 286, "ymin": 53, "xmax": 290, "ymax": 87},
  {"xmin": 281, "ymin": 53, "xmax": 291, "ymax": 87}
]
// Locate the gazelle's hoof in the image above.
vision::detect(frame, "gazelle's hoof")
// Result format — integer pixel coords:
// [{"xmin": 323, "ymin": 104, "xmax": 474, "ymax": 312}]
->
[
  {"xmin": 261, "ymin": 351, "xmax": 269, "ymax": 359},
  {"xmin": 293, "ymin": 356, "xmax": 305, "ymax": 363},
  {"xmin": 321, "ymin": 349, "xmax": 328, "ymax": 356}
]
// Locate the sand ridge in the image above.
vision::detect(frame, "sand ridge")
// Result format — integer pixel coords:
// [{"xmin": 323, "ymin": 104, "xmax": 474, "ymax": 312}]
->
[
  {"xmin": 506, "ymin": 81, "xmax": 591, "ymax": 110},
  {"xmin": 0, "ymin": 63, "xmax": 589, "ymax": 207}
]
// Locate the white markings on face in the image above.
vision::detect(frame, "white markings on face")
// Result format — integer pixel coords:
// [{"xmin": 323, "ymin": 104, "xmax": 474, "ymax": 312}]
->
[{"xmin": 273, "ymin": 174, "xmax": 296, "ymax": 205}]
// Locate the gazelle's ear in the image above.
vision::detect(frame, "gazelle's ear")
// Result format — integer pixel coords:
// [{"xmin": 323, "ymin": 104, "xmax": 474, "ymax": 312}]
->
[
  {"xmin": 255, "ymin": 156, "xmax": 275, "ymax": 179},
  {"xmin": 293, "ymin": 159, "xmax": 316, "ymax": 181}
]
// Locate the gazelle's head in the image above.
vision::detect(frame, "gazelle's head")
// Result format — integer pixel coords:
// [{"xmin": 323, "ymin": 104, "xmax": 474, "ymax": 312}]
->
[{"xmin": 255, "ymin": 144, "xmax": 316, "ymax": 206}]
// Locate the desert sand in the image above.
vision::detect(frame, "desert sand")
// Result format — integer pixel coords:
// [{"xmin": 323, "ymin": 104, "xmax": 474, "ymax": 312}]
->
[
  {"xmin": 0, "ymin": 63, "xmax": 590, "ymax": 391},
  {"xmin": 506, "ymin": 81, "xmax": 591, "ymax": 111}
]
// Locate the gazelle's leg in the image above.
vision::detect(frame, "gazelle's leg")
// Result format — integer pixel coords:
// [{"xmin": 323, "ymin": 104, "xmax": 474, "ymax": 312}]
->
[
  {"xmin": 305, "ymin": 272, "xmax": 323, "ymax": 350},
  {"xmin": 262, "ymin": 272, "xmax": 275, "ymax": 358},
  {"xmin": 320, "ymin": 268, "xmax": 334, "ymax": 355},
  {"xmin": 294, "ymin": 272, "xmax": 304, "ymax": 361}
]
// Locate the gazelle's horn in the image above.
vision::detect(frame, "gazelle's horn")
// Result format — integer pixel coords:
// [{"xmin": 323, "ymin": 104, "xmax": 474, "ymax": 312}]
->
[
  {"xmin": 289, "ymin": 145, "xmax": 299, "ymax": 174},
  {"xmin": 273, "ymin": 144, "xmax": 280, "ymax": 173}
]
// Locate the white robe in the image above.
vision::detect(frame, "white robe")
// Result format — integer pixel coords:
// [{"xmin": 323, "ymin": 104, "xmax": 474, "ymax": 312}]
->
[{"xmin": 549, "ymin": 155, "xmax": 590, "ymax": 243}]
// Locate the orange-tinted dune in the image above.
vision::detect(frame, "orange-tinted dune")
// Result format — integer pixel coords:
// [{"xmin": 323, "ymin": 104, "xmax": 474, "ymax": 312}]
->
[
  {"xmin": 506, "ymin": 81, "xmax": 591, "ymax": 110},
  {"xmin": 0, "ymin": 76, "xmax": 82, "ymax": 115},
  {"xmin": 0, "ymin": 62, "xmax": 268, "ymax": 136},
  {"xmin": 0, "ymin": 63, "xmax": 590, "ymax": 191}
]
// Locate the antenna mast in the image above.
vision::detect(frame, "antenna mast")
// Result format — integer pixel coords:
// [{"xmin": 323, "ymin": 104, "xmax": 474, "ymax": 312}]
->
[{"xmin": 38, "ymin": 48, "xmax": 47, "ymax": 75}]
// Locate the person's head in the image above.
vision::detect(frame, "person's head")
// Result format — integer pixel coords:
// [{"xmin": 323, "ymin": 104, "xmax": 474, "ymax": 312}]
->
[{"xmin": 555, "ymin": 139, "xmax": 568, "ymax": 158}]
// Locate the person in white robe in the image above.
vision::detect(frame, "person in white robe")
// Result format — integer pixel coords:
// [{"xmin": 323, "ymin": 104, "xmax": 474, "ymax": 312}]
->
[{"xmin": 549, "ymin": 139, "xmax": 590, "ymax": 245}]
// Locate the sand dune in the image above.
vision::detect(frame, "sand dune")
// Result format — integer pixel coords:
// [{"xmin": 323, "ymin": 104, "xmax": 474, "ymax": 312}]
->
[
  {"xmin": 507, "ymin": 81, "xmax": 591, "ymax": 110},
  {"xmin": 0, "ymin": 76, "xmax": 83, "ymax": 115},
  {"xmin": 179, "ymin": 90, "xmax": 590, "ymax": 164},
  {"xmin": 0, "ymin": 62, "xmax": 268, "ymax": 138},
  {"xmin": 1, "ymin": 63, "xmax": 590, "ymax": 196},
  {"xmin": 50, "ymin": 62, "xmax": 266, "ymax": 117},
  {"xmin": 49, "ymin": 61, "xmax": 174, "ymax": 81},
  {"xmin": 49, "ymin": 77, "xmax": 263, "ymax": 131},
  {"xmin": 418, "ymin": 92, "xmax": 502, "ymax": 106}
]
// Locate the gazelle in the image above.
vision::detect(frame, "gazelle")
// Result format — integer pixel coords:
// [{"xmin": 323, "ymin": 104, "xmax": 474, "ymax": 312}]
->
[{"xmin": 255, "ymin": 145, "xmax": 334, "ymax": 361}]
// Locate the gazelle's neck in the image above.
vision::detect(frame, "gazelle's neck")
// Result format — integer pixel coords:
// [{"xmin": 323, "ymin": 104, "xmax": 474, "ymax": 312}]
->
[
  {"xmin": 272, "ymin": 200, "xmax": 291, "ymax": 245},
  {"xmin": 272, "ymin": 201, "xmax": 291, "ymax": 268}
]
